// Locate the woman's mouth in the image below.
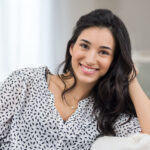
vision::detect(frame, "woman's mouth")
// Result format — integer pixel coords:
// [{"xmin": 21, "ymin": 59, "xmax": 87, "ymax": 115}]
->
[{"xmin": 80, "ymin": 63, "xmax": 99, "ymax": 75}]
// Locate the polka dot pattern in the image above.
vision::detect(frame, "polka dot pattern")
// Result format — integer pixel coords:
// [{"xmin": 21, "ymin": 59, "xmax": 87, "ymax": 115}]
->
[{"xmin": 0, "ymin": 66, "xmax": 141, "ymax": 150}]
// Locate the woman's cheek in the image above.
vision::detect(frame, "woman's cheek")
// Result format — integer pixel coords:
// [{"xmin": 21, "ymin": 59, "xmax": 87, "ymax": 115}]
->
[{"xmin": 74, "ymin": 51, "xmax": 85, "ymax": 59}]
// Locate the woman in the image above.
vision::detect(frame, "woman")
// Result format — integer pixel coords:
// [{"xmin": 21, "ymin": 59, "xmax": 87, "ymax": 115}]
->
[{"xmin": 0, "ymin": 9, "xmax": 150, "ymax": 150}]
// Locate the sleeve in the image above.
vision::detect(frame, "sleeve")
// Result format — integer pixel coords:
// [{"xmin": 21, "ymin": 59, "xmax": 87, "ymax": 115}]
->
[
  {"xmin": 113, "ymin": 113, "xmax": 142, "ymax": 137},
  {"xmin": 0, "ymin": 70, "xmax": 26, "ymax": 141}
]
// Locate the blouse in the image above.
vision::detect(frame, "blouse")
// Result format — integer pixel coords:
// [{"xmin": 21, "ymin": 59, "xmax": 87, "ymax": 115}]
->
[{"xmin": 0, "ymin": 66, "xmax": 141, "ymax": 150}]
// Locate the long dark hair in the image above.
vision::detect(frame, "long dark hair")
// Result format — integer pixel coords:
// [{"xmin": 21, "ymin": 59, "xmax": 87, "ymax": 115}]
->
[{"xmin": 56, "ymin": 9, "xmax": 136, "ymax": 136}]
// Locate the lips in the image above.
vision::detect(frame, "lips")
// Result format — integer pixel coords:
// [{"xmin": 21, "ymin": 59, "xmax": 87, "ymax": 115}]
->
[
  {"xmin": 80, "ymin": 63, "xmax": 99, "ymax": 75},
  {"xmin": 80, "ymin": 63, "xmax": 99, "ymax": 69}
]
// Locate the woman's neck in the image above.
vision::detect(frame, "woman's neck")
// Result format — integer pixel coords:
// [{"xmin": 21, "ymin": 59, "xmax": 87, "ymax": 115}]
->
[
  {"xmin": 63, "ymin": 75, "xmax": 94, "ymax": 102},
  {"xmin": 50, "ymin": 73, "xmax": 95, "ymax": 102}
]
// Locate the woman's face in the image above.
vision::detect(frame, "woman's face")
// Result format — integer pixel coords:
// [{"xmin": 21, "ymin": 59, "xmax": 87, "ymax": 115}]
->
[{"xmin": 69, "ymin": 26, "xmax": 115, "ymax": 86}]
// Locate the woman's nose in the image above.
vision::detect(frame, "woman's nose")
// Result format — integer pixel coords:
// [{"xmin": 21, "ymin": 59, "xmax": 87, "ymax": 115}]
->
[{"xmin": 85, "ymin": 50, "xmax": 97, "ymax": 65}]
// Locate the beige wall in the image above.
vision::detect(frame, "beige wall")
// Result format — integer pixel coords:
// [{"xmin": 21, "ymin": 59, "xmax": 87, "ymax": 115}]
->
[
  {"xmin": 95, "ymin": 0, "xmax": 150, "ymax": 51},
  {"xmin": 54, "ymin": 0, "xmax": 150, "ymax": 63},
  {"xmin": 94, "ymin": 0, "xmax": 150, "ymax": 97},
  {"xmin": 52, "ymin": 0, "xmax": 150, "ymax": 97}
]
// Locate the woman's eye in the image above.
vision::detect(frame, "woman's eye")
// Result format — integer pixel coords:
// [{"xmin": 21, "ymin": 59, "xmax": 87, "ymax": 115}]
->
[
  {"xmin": 99, "ymin": 50, "xmax": 109, "ymax": 55},
  {"xmin": 80, "ymin": 43, "xmax": 89, "ymax": 49}
]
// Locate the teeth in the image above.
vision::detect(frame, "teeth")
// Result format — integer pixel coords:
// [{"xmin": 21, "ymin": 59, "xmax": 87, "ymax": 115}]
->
[{"xmin": 82, "ymin": 65, "xmax": 96, "ymax": 72}]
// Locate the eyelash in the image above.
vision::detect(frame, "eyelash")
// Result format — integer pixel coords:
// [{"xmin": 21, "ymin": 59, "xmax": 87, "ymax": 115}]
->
[
  {"xmin": 80, "ymin": 43, "xmax": 89, "ymax": 49},
  {"xmin": 99, "ymin": 50, "xmax": 109, "ymax": 55},
  {"xmin": 80, "ymin": 43, "xmax": 110, "ymax": 55}
]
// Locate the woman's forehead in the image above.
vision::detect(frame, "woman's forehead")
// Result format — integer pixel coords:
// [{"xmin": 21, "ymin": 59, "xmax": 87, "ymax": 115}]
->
[{"xmin": 77, "ymin": 27, "xmax": 115, "ymax": 50}]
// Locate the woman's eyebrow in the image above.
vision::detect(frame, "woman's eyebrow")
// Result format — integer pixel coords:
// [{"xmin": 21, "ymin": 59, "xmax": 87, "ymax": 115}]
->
[
  {"xmin": 80, "ymin": 39, "xmax": 112, "ymax": 50},
  {"xmin": 100, "ymin": 46, "xmax": 112, "ymax": 50},
  {"xmin": 80, "ymin": 39, "xmax": 91, "ymax": 44}
]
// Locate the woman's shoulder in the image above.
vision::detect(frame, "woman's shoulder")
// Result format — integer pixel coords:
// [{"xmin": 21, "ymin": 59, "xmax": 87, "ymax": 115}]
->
[
  {"xmin": 11, "ymin": 66, "xmax": 49, "ymax": 77},
  {"xmin": 2, "ymin": 66, "xmax": 51, "ymax": 87}
]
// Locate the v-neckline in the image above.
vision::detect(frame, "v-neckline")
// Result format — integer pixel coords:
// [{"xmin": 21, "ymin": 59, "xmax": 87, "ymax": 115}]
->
[
  {"xmin": 43, "ymin": 66, "xmax": 92, "ymax": 124},
  {"xmin": 44, "ymin": 68, "xmax": 79, "ymax": 124}
]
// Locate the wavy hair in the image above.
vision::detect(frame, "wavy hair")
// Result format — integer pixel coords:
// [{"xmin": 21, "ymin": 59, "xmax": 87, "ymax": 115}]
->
[{"xmin": 56, "ymin": 9, "xmax": 137, "ymax": 136}]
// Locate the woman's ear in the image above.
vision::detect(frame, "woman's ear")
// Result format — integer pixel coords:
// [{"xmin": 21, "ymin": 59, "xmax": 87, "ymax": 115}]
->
[{"xmin": 69, "ymin": 44, "xmax": 74, "ymax": 56}]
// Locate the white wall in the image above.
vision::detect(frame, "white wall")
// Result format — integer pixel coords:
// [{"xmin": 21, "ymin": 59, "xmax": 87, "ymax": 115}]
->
[
  {"xmin": 1, "ymin": 0, "xmax": 149, "ymax": 97},
  {"xmin": 51, "ymin": 0, "xmax": 100, "ymax": 71}
]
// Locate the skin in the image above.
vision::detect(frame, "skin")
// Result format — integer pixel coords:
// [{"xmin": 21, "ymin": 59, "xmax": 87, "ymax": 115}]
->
[
  {"xmin": 48, "ymin": 26, "xmax": 115, "ymax": 120},
  {"xmin": 69, "ymin": 26, "xmax": 115, "ymax": 100},
  {"xmin": 129, "ymin": 77, "xmax": 150, "ymax": 134},
  {"xmin": 49, "ymin": 26, "xmax": 150, "ymax": 134}
]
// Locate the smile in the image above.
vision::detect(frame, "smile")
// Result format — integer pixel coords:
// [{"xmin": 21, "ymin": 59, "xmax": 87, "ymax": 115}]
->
[{"xmin": 80, "ymin": 64, "xmax": 99, "ymax": 75}]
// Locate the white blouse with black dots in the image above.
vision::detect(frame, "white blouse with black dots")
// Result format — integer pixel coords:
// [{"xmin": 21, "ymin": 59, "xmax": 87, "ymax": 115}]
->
[{"xmin": 0, "ymin": 66, "xmax": 141, "ymax": 150}]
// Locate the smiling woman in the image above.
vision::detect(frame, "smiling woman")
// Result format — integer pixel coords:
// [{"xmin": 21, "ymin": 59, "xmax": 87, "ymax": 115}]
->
[
  {"xmin": 0, "ymin": 9, "xmax": 150, "ymax": 150},
  {"xmin": 69, "ymin": 27, "xmax": 115, "ymax": 86}
]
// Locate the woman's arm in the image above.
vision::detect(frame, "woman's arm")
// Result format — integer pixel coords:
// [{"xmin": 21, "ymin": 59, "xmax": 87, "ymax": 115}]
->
[
  {"xmin": 0, "ymin": 69, "xmax": 25, "ymax": 140},
  {"xmin": 129, "ymin": 77, "xmax": 150, "ymax": 134}
]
